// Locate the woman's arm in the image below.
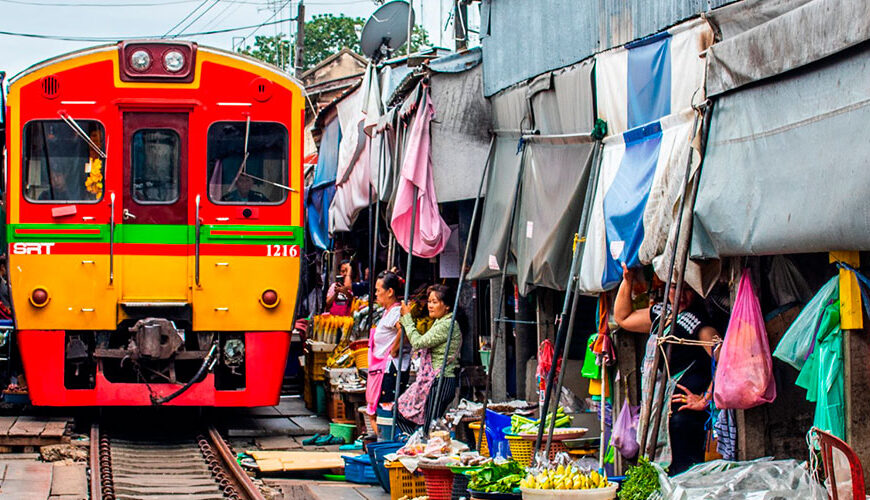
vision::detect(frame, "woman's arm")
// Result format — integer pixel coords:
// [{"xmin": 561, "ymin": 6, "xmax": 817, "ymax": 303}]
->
[
  {"xmin": 698, "ymin": 326, "xmax": 719, "ymax": 358},
  {"xmin": 613, "ymin": 264, "xmax": 653, "ymax": 333},
  {"xmin": 325, "ymin": 283, "xmax": 336, "ymax": 308},
  {"xmin": 390, "ymin": 325, "xmax": 406, "ymax": 357},
  {"xmin": 400, "ymin": 314, "xmax": 448, "ymax": 349}
]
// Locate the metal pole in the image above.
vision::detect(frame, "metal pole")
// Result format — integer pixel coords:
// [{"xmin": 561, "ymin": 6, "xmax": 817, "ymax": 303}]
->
[
  {"xmin": 478, "ymin": 141, "xmax": 526, "ymax": 451},
  {"xmin": 430, "ymin": 137, "xmax": 493, "ymax": 433},
  {"xmin": 639, "ymin": 106, "xmax": 706, "ymax": 458},
  {"xmin": 294, "ymin": 1, "xmax": 305, "ymax": 78},
  {"xmin": 536, "ymin": 140, "xmax": 602, "ymax": 459},
  {"xmin": 390, "ymin": 121, "xmax": 414, "ymax": 437}
]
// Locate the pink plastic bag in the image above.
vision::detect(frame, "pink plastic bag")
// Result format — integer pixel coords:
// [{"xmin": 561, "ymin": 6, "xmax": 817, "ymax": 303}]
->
[
  {"xmin": 612, "ymin": 397, "xmax": 639, "ymax": 459},
  {"xmin": 714, "ymin": 269, "xmax": 777, "ymax": 409}
]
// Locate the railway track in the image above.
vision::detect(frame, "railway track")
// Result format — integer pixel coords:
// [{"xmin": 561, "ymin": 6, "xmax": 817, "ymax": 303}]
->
[{"xmin": 90, "ymin": 423, "xmax": 265, "ymax": 500}]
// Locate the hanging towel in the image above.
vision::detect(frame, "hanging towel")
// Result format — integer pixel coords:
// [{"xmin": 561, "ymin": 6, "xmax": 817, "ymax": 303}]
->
[{"xmin": 390, "ymin": 86, "xmax": 451, "ymax": 258}]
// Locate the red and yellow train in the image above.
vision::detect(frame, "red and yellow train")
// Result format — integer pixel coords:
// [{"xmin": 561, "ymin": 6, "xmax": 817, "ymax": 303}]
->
[{"xmin": 4, "ymin": 40, "xmax": 304, "ymax": 406}]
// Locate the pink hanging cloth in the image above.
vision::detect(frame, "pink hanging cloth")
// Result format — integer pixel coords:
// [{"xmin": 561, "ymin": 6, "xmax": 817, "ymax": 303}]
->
[{"xmin": 390, "ymin": 86, "xmax": 451, "ymax": 258}]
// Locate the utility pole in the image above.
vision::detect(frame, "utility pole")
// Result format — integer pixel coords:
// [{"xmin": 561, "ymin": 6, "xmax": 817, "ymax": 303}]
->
[
  {"xmin": 454, "ymin": 0, "xmax": 468, "ymax": 51},
  {"xmin": 295, "ymin": 1, "xmax": 305, "ymax": 78}
]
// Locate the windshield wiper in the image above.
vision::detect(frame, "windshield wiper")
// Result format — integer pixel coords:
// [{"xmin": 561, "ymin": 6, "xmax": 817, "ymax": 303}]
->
[{"xmin": 57, "ymin": 111, "xmax": 106, "ymax": 159}]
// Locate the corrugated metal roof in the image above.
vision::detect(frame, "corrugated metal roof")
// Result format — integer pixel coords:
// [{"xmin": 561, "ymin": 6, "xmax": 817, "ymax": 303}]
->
[{"xmin": 481, "ymin": 0, "xmax": 737, "ymax": 96}]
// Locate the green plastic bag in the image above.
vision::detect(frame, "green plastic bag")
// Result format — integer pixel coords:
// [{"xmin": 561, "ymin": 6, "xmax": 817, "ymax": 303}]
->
[{"xmin": 773, "ymin": 276, "xmax": 838, "ymax": 371}]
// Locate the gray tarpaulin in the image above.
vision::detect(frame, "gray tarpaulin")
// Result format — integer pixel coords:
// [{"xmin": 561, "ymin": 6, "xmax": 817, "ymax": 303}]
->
[
  {"xmin": 468, "ymin": 84, "xmax": 529, "ymax": 280},
  {"xmin": 515, "ymin": 60, "xmax": 595, "ymax": 294},
  {"xmin": 430, "ymin": 63, "xmax": 492, "ymax": 203},
  {"xmin": 468, "ymin": 60, "xmax": 596, "ymax": 293},
  {"xmin": 692, "ymin": 41, "xmax": 870, "ymax": 259},
  {"xmin": 706, "ymin": 0, "xmax": 870, "ymax": 97}
]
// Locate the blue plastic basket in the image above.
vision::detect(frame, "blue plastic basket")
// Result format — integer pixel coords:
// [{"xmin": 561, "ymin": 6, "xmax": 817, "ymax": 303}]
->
[
  {"xmin": 343, "ymin": 454, "xmax": 379, "ymax": 485},
  {"xmin": 367, "ymin": 440, "xmax": 404, "ymax": 492},
  {"xmin": 485, "ymin": 410, "xmax": 512, "ymax": 458}
]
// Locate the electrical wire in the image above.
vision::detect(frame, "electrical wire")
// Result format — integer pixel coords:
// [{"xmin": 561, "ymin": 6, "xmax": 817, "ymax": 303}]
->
[
  {"xmin": 171, "ymin": 0, "xmax": 222, "ymax": 38},
  {"xmin": 0, "ymin": 17, "xmax": 294, "ymax": 42},
  {"xmin": 0, "ymin": 0, "xmax": 258, "ymax": 5},
  {"xmin": 235, "ymin": 0, "xmax": 292, "ymax": 47},
  {"xmin": 198, "ymin": 0, "xmax": 242, "ymax": 31},
  {"xmin": 162, "ymin": 0, "xmax": 211, "ymax": 37}
]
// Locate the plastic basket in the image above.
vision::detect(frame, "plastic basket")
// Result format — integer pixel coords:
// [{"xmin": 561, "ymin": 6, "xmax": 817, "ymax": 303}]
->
[
  {"xmin": 343, "ymin": 454, "xmax": 379, "ymax": 485},
  {"xmin": 330, "ymin": 422, "xmax": 356, "ymax": 444},
  {"xmin": 352, "ymin": 348, "xmax": 370, "ymax": 369},
  {"xmin": 520, "ymin": 483, "xmax": 618, "ymax": 499},
  {"xmin": 469, "ymin": 421, "xmax": 490, "ymax": 457},
  {"xmin": 386, "ymin": 461, "xmax": 427, "ymax": 500},
  {"xmin": 451, "ymin": 470, "xmax": 470, "ymax": 500},
  {"xmin": 329, "ymin": 393, "xmax": 347, "ymax": 421},
  {"xmin": 469, "ymin": 491, "xmax": 522, "ymax": 500},
  {"xmin": 367, "ymin": 441, "xmax": 404, "ymax": 493},
  {"xmin": 359, "ymin": 406, "xmax": 375, "ymax": 435},
  {"xmin": 420, "ymin": 466, "xmax": 455, "ymax": 500},
  {"xmin": 307, "ymin": 350, "xmax": 331, "ymax": 381},
  {"xmin": 506, "ymin": 436, "xmax": 568, "ymax": 466}
]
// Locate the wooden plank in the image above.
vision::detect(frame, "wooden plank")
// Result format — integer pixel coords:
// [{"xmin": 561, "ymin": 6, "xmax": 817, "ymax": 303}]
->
[
  {"xmin": 246, "ymin": 451, "xmax": 348, "ymax": 472},
  {"xmin": 0, "ymin": 417, "xmax": 16, "ymax": 436},
  {"xmin": 288, "ymin": 416, "xmax": 330, "ymax": 435},
  {"xmin": 0, "ymin": 436, "xmax": 68, "ymax": 447},
  {"xmin": 8, "ymin": 417, "xmax": 47, "ymax": 437},
  {"xmin": 260, "ymin": 418, "xmax": 302, "ymax": 436},
  {"xmin": 0, "ymin": 462, "xmax": 52, "ymax": 499},
  {"xmin": 256, "ymin": 435, "xmax": 302, "ymax": 450},
  {"xmin": 50, "ymin": 463, "xmax": 87, "ymax": 498},
  {"xmin": 41, "ymin": 421, "xmax": 68, "ymax": 438}
]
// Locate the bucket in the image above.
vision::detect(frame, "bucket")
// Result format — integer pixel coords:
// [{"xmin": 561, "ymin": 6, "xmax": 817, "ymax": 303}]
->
[
  {"xmin": 330, "ymin": 422, "xmax": 356, "ymax": 444},
  {"xmin": 479, "ymin": 350, "xmax": 491, "ymax": 373}
]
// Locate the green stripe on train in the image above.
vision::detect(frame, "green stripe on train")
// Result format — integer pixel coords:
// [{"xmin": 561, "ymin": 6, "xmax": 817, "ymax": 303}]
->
[{"xmin": 7, "ymin": 224, "xmax": 304, "ymax": 246}]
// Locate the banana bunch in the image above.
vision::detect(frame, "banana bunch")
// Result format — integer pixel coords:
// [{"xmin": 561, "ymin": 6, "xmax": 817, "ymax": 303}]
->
[{"xmin": 520, "ymin": 465, "xmax": 609, "ymax": 490}]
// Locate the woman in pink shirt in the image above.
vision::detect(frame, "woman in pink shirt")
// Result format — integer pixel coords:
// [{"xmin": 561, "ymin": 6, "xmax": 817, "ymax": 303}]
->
[
  {"xmin": 366, "ymin": 271, "xmax": 409, "ymax": 434},
  {"xmin": 325, "ymin": 260, "xmax": 354, "ymax": 316}
]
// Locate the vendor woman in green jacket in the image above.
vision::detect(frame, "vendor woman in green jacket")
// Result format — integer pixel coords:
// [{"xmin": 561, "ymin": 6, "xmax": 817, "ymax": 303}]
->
[{"xmin": 395, "ymin": 284, "xmax": 462, "ymax": 435}]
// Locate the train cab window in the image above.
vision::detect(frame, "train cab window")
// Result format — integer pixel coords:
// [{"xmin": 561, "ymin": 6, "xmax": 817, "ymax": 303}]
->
[
  {"xmin": 206, "ymin": 121, "xmax": 288, "ymax": 204},
  {"xmin": 131, "ymin": 129, "xmax": 180, "ymax": 203},
  {"xmin": 23, "ymin": 120, "xmax": 105, "ymax": 202}
]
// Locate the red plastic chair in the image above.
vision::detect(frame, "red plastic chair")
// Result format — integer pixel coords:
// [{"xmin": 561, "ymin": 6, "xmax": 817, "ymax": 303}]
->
[{"xmin": 813, "ymin": 428, "xmax": 866, "ymax": 500}]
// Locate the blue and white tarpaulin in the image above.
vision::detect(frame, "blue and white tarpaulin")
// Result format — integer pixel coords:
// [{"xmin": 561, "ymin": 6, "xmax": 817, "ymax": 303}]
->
[
  {"xmin": 306, "ymin": 118, "xmax": 341, "ymax": 250},
  {"xmin": 578, "ymin": 20, "xmax": 711, "ymax": 294},
  {"xmin": 595, "ymin": 19, "xmax": 711, "ymax": 137}
]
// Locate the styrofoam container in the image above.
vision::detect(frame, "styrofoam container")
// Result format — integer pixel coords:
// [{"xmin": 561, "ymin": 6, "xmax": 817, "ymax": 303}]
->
[{"xmin": 520, "ymin": 483, "xmax": 618, "ymax": 500}]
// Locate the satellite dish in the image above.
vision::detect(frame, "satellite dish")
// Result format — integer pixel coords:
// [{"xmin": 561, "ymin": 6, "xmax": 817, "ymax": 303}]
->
[{"xmin": 360, "ymin": 0, "xmax": 415, "ymax": 62}]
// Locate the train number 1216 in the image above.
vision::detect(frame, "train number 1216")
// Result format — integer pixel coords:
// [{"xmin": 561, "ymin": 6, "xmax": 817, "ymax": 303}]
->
[{"xmin": 266, "ymin": 245, "xmax": 300, "ymax": 257}]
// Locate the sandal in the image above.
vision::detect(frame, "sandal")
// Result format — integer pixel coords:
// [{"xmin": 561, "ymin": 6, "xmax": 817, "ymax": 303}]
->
[
  {"xmin": 316, "ymin": 434, "xmax": 346, "ymax": 446},
  {"xmin": 302, "ymin": 433, "xmax": 322, "ymax": 446}
]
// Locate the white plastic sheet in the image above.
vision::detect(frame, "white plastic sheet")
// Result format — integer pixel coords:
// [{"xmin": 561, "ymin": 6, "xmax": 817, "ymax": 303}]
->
[{"xmin": 653, "ymin": 458, "xmax": 827, "ymax": 500}]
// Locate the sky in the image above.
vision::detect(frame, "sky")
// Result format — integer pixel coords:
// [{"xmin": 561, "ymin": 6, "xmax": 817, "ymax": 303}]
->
[{"xmin": 0, "ymin": 0, "xmax": 479, "ymax": 81}]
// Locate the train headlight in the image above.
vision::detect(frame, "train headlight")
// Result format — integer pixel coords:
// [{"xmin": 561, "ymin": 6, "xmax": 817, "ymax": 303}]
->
[
  {"xmin": 130, "ymin": 50, "xmax": 151, "ymax": 72},
  {"xmin": 260, "ymin": 289, "xmax": 279, "ymax": 308},
  {"xmin": 163, "ymin": 50, "xmax": 185, "ymax": 72},
  {"xmin": 30, "ymin": 287, "xmax": 49, "ymax": 308}
]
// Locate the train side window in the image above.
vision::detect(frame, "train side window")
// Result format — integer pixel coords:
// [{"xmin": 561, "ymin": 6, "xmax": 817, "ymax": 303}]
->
[
  {"xmin": 206, "ymin": 121, "xmax": 288, "ymax": 205},
  {"xmin": 23, "ymin": 120, "xmax": 105, "ymax": 203},
  {"xmin": 131, "ymin": 129, "xmax": 180, "ymax": 204}
]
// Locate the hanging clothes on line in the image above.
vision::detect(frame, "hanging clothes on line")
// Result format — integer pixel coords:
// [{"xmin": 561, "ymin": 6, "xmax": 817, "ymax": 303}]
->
[{"xmin": 390, "ymin": 85, "xmax": 451, "ymax": 258}]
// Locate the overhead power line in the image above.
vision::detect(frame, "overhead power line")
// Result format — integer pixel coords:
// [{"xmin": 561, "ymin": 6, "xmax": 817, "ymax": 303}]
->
[
  {"xmin": 0, "ymin": 0, "xmax": 261, "ymax": 6},
  {"xmin": 0, "ymin": 17, "xmax": 294, "ymax": 42},
  {"xmin": 171, "ymin": 0, "xmax": 223, "ymax": 38},
  {"xmin": 162, "ymin": 0, "xmax": 212, "ymax": 37}
]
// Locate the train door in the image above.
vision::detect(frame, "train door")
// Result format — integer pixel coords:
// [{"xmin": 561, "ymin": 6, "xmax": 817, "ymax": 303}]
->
[{"xmin": 120, "ymin": 112, "xmax": 190, "ymax": 302}]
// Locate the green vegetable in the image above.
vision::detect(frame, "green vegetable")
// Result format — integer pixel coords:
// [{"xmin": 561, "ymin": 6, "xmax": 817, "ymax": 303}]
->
[
  {"xmin": 467, "ymin": 461, "xmax": 525, "ymax": 493},
  {"xmin": 618, "ymin": 457, "xmax": 662, "ymax": 500}
]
